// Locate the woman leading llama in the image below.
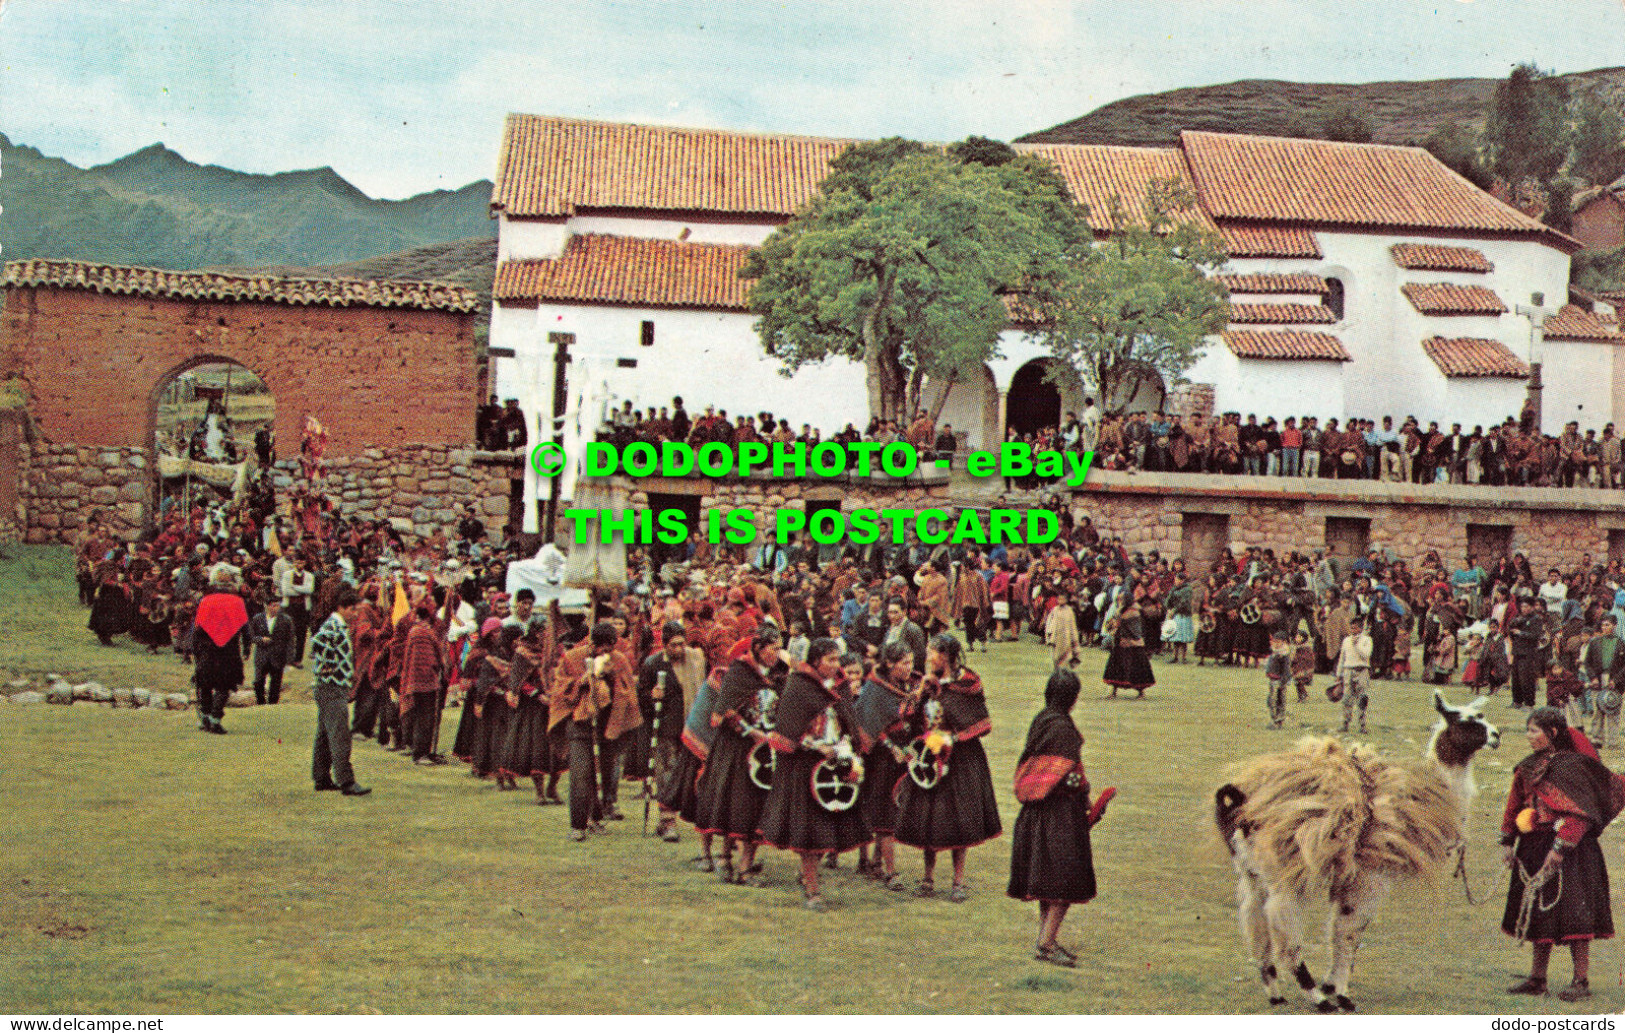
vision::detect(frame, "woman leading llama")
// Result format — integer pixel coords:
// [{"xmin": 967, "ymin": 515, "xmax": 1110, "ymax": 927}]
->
[{"xmin": 1501, "ymin": 707, "xmax": 1624, "ymax": 1001}]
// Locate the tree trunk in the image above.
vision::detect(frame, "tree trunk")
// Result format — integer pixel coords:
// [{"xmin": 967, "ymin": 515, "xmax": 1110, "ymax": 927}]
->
[
  {"xmin": 925, "ymin": 370, "xmax": 958, "ymax": 427},
  {"xmin": 862, "ymin": 269, "xmax": 902, "ymax": 424}
]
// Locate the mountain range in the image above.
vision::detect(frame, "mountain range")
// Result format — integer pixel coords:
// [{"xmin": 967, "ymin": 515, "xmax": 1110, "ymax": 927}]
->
[{"xmin": 0, "ymin": 132, "xmax": 495, "ymax": 270}]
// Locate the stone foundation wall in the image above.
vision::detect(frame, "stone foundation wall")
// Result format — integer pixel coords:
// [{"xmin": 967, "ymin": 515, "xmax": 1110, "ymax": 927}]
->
[
  {"xmin": 18, "ymin": 442, "xmax": 150, "ymax": 542},
  {"xmin": 17, "ymin": 441, "xmax": 513, "ymax": 544},
  {"xmin": 1069, "ymin": 470, "xmax": 1622, "ymax": 572}
]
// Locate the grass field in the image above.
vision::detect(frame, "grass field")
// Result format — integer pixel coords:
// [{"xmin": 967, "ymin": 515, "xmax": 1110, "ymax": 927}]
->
[{"xmin": 0, "ymin": 545, "xmax": 1619, "ymax": 1014}]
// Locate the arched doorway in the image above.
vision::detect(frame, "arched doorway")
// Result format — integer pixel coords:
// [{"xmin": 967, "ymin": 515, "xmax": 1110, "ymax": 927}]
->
[
  {"xmin": 150, "ymin": 358, "xmax": 275, "ymax": 522},
  {"xmin": 1006, "ymin": 360, "xmax": 1065, "ymax": 437}
]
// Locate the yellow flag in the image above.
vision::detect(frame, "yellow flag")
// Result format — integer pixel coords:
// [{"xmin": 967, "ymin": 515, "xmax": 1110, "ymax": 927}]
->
[{"xmin": 391, "ymin": 582, "xmax": 410, "ymax": 627}]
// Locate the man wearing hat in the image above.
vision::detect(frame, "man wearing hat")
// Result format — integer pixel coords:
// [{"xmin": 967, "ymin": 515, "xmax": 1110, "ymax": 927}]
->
[
  {"xmin": 636, "ymin": 620, "xmax": 707, "ymax": 842},
  {"xmin": 551, "ymin": 621, "xmax": 641, "ymax": 840}
]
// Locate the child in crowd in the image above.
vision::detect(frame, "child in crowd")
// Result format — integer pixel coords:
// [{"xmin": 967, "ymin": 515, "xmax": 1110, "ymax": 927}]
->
[
  {"xmin": 1265, "ymin": 635, "xmax": 1291, "ymax": 728},
  {"xmin": 1289, "ymin": 630, "xmax": 1316, "ymax": 703}
]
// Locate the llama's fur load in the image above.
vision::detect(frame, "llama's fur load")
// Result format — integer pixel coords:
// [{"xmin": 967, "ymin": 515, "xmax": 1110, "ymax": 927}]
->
[
  {"xmin": 1222, "ymin": 735, "xmax": 1463, "ymax": 899},
  {"xmin": 1215, "ymin": 692, "xmax": 1498, "ymax": 1012}
]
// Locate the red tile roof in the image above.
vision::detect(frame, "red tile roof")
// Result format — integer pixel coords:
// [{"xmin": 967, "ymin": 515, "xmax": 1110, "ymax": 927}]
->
[
  {"xmin": 494, "ymin": 116, "xmax": 1575, "ymax": 251},
  {"xmin": 1215, "ymin": 272, "xmax": 1330, "ymax": 295},
  {"xmin": 1181, "ymin": 131, "xmax": 1573, "ymax": 248},
  {"xmin": 2, "ymin": 259, "xmax": 478, "ymax": 312},
  {"xmin": 1545, "ymin": 303, "xmax": 1625, "ymax": 342},
  {"xmin": 493, "ymin": 234, "xmax": 752, "ymax": 310},
  {"xmin": 1016, "ymin": 144, "xmax": 1217, "ymax": 233},
  {"xmin": 1222, "ymin": 329, "xmax": 1350, "ymax": 361},
  {"xmin": 1400, "ymin": 283, "xmax": 1508, "ymax": 316},
  {"xmin": 493, "ymin": 115, "xmax": 851, "ymax": 218},
  {"xmin": 1390, "ymin": 242, "xmax": 1493, "ymax": 272},
  {"xmin": 1229, "ymin": 303, "xmax": 1336, "ymax": 325},
  {"xmin": 1217, "ymin": 223, "xmax": 1322, "ymax": 258},
  {"xmin": 1422, "ymin": 336, "xmax": 1530, "ymax": 378}
]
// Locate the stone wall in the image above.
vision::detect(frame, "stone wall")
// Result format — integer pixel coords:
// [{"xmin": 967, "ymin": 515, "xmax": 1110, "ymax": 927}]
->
[
  {"xmin": 16, "ymin": 441, "xmax": 514, "ymax": 544},
  {"xmin": 291, "ymin": 446, "xmax": 511, "ymax": 538},
  {"xmin": 1069, "ymin": 470, "xmax": 1625, "ymax": 572},
  {"xmin": 17, "ymin": 442, "xmax": 150, "ymax": 542}
]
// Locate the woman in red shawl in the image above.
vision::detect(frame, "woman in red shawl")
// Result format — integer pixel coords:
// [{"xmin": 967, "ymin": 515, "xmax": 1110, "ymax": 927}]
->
[
  {"xmin": 1502, "ymin": 706, "xmax": 1623, "ymax": 1001},
  {"xmin": 1007, "ymin": 668, "xmax": 1116, "ymax": 967}
]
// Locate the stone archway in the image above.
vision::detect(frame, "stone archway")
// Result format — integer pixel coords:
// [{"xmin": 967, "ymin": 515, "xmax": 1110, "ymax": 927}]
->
[
  {"xmin": 1005, "ymin": 359, "xmax": 1085, "ymax": 437},
  {"xmin": 149, "ymin": 355, "xmax": 275, "ymax": 522}
]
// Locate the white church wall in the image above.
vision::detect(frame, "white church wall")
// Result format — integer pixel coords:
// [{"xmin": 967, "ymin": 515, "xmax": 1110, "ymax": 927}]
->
[
  {"xmin": 492, "ymin": 303, "xmax": 870, "ymax": 436},
  {"xmin": 566, "ymin": 214, "xmax": 779, "ymax": 247},
  {"xmin": 1540, "ymin": 339, "xmax": 1617, "ymax": 432},
  {"xmin": 496, "ymin": 216, "xmax": 569, "ymax": 261}
]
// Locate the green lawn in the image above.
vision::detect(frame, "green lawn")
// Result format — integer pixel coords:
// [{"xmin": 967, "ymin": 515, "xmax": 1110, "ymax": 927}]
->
[{"xmin": 0, "ymin": 545, "xmax": 1615, "ymax": 1014}]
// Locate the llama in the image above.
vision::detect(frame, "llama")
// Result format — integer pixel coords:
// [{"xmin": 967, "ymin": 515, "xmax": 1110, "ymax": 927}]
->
[{"xmin": 1214, "ymin": 690, "xmax": 1498, "ymax": 1012}]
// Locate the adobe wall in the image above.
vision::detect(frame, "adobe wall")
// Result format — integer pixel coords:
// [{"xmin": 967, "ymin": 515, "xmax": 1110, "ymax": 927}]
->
[{"xmin": 0, "ymin": 286, "xmax": 478, "ymax": 455}]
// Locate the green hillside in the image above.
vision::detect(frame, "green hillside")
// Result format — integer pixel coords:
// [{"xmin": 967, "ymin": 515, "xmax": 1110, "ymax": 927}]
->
[
  {"xmin": 0, "ymin": 133, "xmax": 495, "ymax": 270},
  {"xmin": 1020, "ymin": 66, "xmax": 1625, "ymax": 148}
]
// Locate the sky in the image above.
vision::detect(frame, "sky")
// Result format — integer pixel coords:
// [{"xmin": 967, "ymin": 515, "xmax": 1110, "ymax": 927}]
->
[{"xmin": 1, "ymin": 0, "xmax": 1623, "ymax": 200}]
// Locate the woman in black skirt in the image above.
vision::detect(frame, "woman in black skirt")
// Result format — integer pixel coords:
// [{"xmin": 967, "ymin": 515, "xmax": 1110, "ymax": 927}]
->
[
  {"xmin": 500, "ymin": 625, "xmax": 559, "ymax": 804},
  {"xmin": 693, "ymin": 625, "xmax": 784, "ymax": 886},
  {"xmin": 758, "ymin": 639, "xmax": 872, "ymax": 911},
  {"xmin": 894, "ymin": 633, "xmax": 1002, "ymax": 901},
  {"xmin": 1501, "ymin": 707, "xmax": 1622, "ymax": 1002},
  {"xmin": 453, "ymin": 619, "xmax": 500, "ymax": 763},
  {"xmin": 88, "ymin": 565, "xmax": 135, "ymax": 646},
  {"xmin": 471, "ymin": 625, "xmax": 521, "ymax": 787},
  {"xmin": 1009, "ymin": 668, "xmax": 1113, "ymax": 967},
  {"xmin": 1102, "ymin": 597, "xmax": 1155, "ymax": 698},
  {"xmin": 855, "ymin": 642, "xmax": 916, "ymax": 890}
]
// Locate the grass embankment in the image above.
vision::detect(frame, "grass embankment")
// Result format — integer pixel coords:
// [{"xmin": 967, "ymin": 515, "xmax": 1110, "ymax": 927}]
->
[{"xmin": 0, "ymin": 546, "xmax": 1613, "ymax": 1013}]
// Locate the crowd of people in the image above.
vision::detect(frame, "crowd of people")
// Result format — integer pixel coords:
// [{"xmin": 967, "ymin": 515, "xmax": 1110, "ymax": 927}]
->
[
  {"xmin": 481, "ymin": 387, "xmax": 1625, "ymax": 494},
  {"xmin": 69, "ymin": 388, "xmax": 1625, "ymax": 977}
]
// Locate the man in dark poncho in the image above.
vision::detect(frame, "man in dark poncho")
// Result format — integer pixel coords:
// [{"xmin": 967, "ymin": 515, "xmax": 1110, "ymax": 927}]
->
[
  {"xmin": 638, "ymin": 621, "xmax": 706, "ymax": 843},
  {"xmin": 192, "ymin": 569, "xmax": 250, "ymax": 734}
]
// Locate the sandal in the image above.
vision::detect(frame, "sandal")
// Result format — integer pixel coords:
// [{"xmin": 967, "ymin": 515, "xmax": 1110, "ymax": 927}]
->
[
  {"xmin": 1557, "ymin": 980, "xmax": 1591, "ymax": 1003},
  {"xmin": 1506, "ymin": 977, "xmax": 1548, "ymax": 996},
  {"xmin": 885, "ymin": 873, "xmax": 907, "ymax": 892},
  {"xmin": 948, "ymin": 884, "xmax": 969, "ymax": 903},
  {"xmin": 803, "ymin": 895, "xmax": 828, "ymax": 912},
  {"xmin": 693, "ymin": 856, "xmax": 716, "ymax": 873},
  {"xmin": 913, "ymin": 879, "xmax": 936, "ymax": 899},
  {"xmin": 1035, "ymin": 945, "xmax": 1077, "ymax": 968}
]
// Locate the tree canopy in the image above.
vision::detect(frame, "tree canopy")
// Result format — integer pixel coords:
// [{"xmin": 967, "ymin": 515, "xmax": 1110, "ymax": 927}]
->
[
  {"xmin": 741, "ymin": 138, "xmax": 1092, "ymax": 424},
  {"xmin": 1034, "ymin": 181, "xmax": 1230, "ymax": 416}
]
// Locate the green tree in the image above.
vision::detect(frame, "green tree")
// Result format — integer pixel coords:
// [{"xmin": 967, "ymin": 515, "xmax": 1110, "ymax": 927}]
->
[
  {"xmin": 741, "ymin": 138, "xmax": 1092, "ymax": 423},
  {"xmin": 1483, "ymin": 63, "xmax": 1570, "ymax": 198},
  {"xmin": 1422, "ymin": 122, "xmax": 1494, "ymax": 191},
  {"xmin": 1035, "ymin": 180, "xmax": 1230, "ymax": 415},
  {"xmin": 1544, "ymin": 177, "xmax": 1576, "ymax": 234},
  {"xmin": 1568, "ymin": 90, "xmax": 1625, "ymax": 186}
]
